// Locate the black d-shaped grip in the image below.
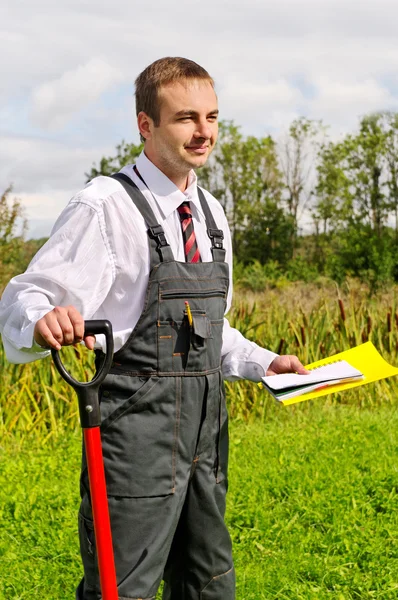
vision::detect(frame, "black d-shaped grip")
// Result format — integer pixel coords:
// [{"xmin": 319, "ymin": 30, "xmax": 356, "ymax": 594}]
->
[{"xmin": 51, "ymin": 320, "xmax": 114, "ymax": 428}]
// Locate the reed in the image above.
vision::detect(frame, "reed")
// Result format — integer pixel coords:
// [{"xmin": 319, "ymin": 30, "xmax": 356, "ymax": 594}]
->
[{"xmin": 1, "ymin": 280, "xmax": 398, "ymax": 436}]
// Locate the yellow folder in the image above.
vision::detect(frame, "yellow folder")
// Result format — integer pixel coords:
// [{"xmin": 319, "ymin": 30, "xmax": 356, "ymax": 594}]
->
[{"xmin": 280, "ymin": 341, "xmax": 398, "ymax": 406}]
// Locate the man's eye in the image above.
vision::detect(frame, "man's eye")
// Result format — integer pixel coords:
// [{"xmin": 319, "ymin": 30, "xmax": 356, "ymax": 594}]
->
[{"xmin": 208, "ymin": 115, "xmax": 218, "ymax": 121}]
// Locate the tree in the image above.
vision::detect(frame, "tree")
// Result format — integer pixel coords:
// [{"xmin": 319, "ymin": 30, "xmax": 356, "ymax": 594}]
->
[
  {"xmin": 85, "ymin": 140, "xmax": 144, "ymax": 181},
  {"xmin": 313, "ymin": 113, "xmax": 396, "ymax": 284},
  {"xmin": 378, "ymin": 111, "xmax": 398, "ymax": 247},
  {"xmin": 199, "ymin": 121, "xmax": 292, "ymax": 264},
  {"xmin": 278, "ymin": 117, "xmax": 324, "ymax": 251},
  {"xmin": 0, "ymin": 186, "xmax": 28, "ymax": 289}
]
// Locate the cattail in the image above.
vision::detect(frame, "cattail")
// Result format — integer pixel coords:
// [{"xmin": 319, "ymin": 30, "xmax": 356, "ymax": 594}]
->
[
  {"xmin": 294, "ymin": 332, "xmax": 300, "ymax": 347},
  {"xmin": 289, "ymin": 322, "xmax": 300, "ymax": 347},
  {"xmin": 301, "ymin": 326, "xmax": 306, "ymax": 346},
  {"xmin": 338, "ymin": 299, "xmax": 346, "ymax": 322},
  {"xmin": 362, "ymin": 329, "xmax": 367, "ymax": 343},
  {"xmin": 395, "ymin": 312, "xmax": 398, "ymax": 329},
  {"xmin": 367, "ymin": 315, "xmax": 372, "ymax": 335},
  {"xmin": 387, "ymin": 311, "xmax": 392, "ymax": 333},
  {"xmin": 277, "ymin": 338, "xmax": 285, "ymax": 354}
]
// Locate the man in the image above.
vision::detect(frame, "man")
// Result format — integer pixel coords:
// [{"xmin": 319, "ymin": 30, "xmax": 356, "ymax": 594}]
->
[{"xmin": 0, "ymin": 57, "xmax": 307, "ymax": 599}]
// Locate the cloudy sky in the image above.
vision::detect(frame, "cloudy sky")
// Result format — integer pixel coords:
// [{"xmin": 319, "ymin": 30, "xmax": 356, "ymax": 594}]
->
[{"xmin": 2, "ymin": 0, "xmax": 398, "ymax": 238}]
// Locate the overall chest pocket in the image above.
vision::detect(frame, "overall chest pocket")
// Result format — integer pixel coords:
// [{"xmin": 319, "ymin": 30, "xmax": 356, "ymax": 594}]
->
[
  {"xmin": 100, "ymin": 376, "xmax": 181, "ymax": 498},
  {"xmin": 157, "ymin": 288, "xmax": 226, "ymax": 373}
]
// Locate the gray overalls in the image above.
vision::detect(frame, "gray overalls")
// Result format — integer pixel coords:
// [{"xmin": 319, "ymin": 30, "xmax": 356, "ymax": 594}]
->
[{"xmin": 77, "ymin": 174, "xmax": 236, "ymax": 600}]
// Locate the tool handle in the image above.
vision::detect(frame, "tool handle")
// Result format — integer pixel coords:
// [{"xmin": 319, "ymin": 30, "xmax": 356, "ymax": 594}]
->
[
  {"xmin": 84, "ymin": 428, "xmax": 119, "ymax": 599},
  {"xmin": 51, "ymin": 319, "xmax": 114, "ymax": 390}
]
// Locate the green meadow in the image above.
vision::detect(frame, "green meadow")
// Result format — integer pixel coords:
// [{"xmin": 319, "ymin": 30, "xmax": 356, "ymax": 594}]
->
[{"xmin": 1, "ymin": 281, "xmax": 398, "ymax": 598}]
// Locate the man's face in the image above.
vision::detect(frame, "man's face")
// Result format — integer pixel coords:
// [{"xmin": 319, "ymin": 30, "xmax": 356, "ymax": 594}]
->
[{"xmin": 141, "ymin": 79, "xmax": 219, "ymax": 180}]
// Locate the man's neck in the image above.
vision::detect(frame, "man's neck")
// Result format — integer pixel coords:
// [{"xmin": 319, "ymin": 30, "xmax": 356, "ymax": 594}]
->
[{"xmin": 143, "ymin": 149, "xmax": 190, "ymax": 192}]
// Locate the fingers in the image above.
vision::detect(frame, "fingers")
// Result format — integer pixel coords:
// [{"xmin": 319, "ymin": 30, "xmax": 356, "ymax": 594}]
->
[
  {"xmin": 34, "ymin": 319, "xmax": 63, "ymax": 351},
  {"xmin": 289, "ymin": 356, "xmax": 310, "ymax": 374},
  {"xmin": 266, "ymin": 355, "xmax": 309, "ymax": 376},
  {"xmin": 84, "ymin": 335, "xmax": 96, "ymax": 351},
  {"xmin": 34, "ymin": 306, "xmax": 89, "ymax": 350}
]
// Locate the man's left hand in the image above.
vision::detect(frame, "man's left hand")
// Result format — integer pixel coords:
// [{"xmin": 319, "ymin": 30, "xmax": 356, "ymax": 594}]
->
[{"xmin": 266, "ymin": 355, "xmax": 309, "ymax": 376}]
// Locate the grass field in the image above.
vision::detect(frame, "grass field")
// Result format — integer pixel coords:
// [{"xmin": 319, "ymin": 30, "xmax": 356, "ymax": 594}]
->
[
  {"xmin": 2, "ymin": 280, "xmax": 398, "ymax": 598},
  {"xmin": 1, "ymin": 403, "xmax": 398, "ymax": 599}
]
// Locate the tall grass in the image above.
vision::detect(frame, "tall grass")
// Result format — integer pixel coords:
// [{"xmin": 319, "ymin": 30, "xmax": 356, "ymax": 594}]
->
[
  {"xmin": 227, "ymin": 280, "xmax": 398, "ymax": 419},
  {"xmin": 1, "ymin": 280, "xmax": 398, "ymax": 437},
  {"xmin": 0, "ymin": 346, "xmax": 94, "ymax": 440}
]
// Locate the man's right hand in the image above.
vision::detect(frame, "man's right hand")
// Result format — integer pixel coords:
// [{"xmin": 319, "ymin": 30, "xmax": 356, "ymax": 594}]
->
[{"xmin": 33, "ymin": 305, "xmax": 95, "ymax": 351}]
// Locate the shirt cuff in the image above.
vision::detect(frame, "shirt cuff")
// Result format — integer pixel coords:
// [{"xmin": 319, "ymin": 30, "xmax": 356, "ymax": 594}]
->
[
  {"xmin": 222, "ymin": 344, "xmax": 279, "ymax": 382},
  {"xmin": 1, "ymin": 334, "xmax": 51, "ymax": 364}
]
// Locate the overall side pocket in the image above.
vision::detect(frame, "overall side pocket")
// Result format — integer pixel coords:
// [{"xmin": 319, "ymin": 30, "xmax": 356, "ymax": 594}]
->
[{"xmin": 100, "ymin": 376, "xmax": 181, "ymax": 498}]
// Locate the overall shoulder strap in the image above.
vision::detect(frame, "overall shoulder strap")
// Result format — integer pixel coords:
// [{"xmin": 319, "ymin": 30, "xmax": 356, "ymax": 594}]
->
[
  {"xmin": 111, "ymin": 172, "xmax": 174, "ymax": 264},
  {"xmin": 197, "ymin": 187, "xmax": 226, "ymax": 262}
]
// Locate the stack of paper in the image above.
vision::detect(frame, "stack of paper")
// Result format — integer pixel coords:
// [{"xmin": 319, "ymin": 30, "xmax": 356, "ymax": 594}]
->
[
  {"xmin": 262, "ymin": 360, "xmax": 364, "ymax": 401},
  {"xmin": 261, "ymin": 342, "xmax": 398, "ymax": 406}
]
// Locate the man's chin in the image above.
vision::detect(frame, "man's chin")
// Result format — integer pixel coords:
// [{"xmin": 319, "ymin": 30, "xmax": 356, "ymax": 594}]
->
[{"xmin": 184, "ymin": 152, "xmax": 209, "ymax": 169}]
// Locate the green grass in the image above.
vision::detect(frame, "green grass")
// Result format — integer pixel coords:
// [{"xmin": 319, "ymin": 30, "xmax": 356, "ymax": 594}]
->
[
  {"xmin": 230, "ymin": 404, "xmax": 398, "ymax": 599},
  {"xmin": 1, "ymin": 404, "xmax": 398, "ymax": 599},
  {"xmin": 0, "ymin": 435, "xmax": 82, "ymax": 599}
]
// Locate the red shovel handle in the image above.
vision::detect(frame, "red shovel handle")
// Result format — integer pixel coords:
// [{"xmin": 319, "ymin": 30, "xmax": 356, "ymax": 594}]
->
[
  {"xmin": 84, "ymin": 427, "xmax": 118, "ymax": 600},
  {"xmin": 51, "ymin": 320, "xmax": 118, "ymax": 599}
]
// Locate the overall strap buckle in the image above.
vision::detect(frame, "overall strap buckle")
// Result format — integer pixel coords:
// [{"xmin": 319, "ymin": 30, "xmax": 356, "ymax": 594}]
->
[
  {"xmin": 148, "ymin": 225, "xmax": 169, "ymax": 248},
  {"xmin": 207, "ymin": 228, "xmax": 224, "ymax": 250}
]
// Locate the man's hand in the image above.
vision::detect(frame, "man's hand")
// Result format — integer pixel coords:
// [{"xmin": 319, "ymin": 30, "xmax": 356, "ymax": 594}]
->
[
  {"xmin": 33, "ymin": 305, "xmax": 95, "ymax": 351},
  {"xmin": 266, "ymin": 355, "xmax": 309, "ymax": 376}
]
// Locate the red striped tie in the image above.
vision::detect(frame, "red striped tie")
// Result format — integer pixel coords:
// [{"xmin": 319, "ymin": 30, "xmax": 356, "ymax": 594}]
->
[{"xmin": 177, "ymin": 202, "xmax": 201, "ymax": 263}]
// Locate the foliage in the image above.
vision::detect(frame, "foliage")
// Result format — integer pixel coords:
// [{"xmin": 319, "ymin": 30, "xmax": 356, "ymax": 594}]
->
[
  {"xmin": 314, "ymin": 112, "xmax": 398, "ymax": 284},
  {"xmin": 79, "ymin": 112, "xmax": 398, "ymax": 287},
  {"xmin": 0, "ymin": 187, "xmax": 27, "ymax": 289},
  {"xmin": 85, "ymin": 139, "xmax": 144, "ymax": 181},
  {"xmin": 0, "ymin": 344, "xmax": 93, "ymax": 440},
  {"xmin": 2, "ymin": 281, "xmax": 398, "ymax": 436},
  {"xmin": 200, "ymin": 121, "xmax": 295, "ymax": 265},
  {"xmin": 279, "ymin": 117, "xmax": 324, "ymax": 250}
]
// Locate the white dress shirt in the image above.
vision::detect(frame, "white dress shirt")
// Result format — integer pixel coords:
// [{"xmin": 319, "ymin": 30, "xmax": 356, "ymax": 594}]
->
[{"xmin": 0, "ymin": 152, "xmax": 277, "ymax": 380}]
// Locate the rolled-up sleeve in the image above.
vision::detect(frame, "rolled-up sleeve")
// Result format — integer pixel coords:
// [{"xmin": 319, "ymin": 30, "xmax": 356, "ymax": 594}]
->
[{"xmin": 221, "ymin": 317, "xmax": 278, "ymax": 382}]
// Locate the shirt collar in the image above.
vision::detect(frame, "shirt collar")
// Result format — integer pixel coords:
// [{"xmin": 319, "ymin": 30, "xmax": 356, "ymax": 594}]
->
[{"xmin": 135, "ymin": 151, "xmax": 204, "ymax": 219}]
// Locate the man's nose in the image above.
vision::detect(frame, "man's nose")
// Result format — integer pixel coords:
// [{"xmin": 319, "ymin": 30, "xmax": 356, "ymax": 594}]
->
[{"xmin": 194, "ymin": 119, "xmax": 212, "ymax": 139}]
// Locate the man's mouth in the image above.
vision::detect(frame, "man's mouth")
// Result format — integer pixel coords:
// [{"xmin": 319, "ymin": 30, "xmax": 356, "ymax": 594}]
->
[{"xmin": 185, "ymin": 145, "xmax": 209, "ymax": 154}]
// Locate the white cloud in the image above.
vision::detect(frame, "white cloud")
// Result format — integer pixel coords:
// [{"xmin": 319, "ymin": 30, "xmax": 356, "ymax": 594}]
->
[
  {"xmin": 2, "ymin": 0, "xmax": 398, "ymax": 235},
  {"xmin": 30, "ymin": 58, "xmax": 124, "ymax": 130},
  {"xmin": 219, "ymin": 78, "xmax": 303, "ymax": 133},
  {"xmin": 310, "ymin": 78, "xmax": 398, "ymax": 129},
  {"xmin": 0, "ymin": 134, "xmax": 115, "ymax": 194}
]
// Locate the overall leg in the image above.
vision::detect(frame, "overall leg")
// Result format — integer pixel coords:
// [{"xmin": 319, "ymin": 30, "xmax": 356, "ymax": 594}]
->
[
  {"xmin": 76, "ymin": 375, "xmax": 206, "ymax": 600},
  {"xmin": 163, "ymin": 375, "xmax": 235, "ymax": 600},
  {"xmin": 77, "ymin": 491, "xmax": 188, "ymax": 600}
]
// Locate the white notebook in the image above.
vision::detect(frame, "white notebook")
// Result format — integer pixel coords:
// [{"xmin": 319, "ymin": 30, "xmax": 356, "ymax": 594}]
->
[{"xmin": 261, "ymin": 360, "xmax": 364, "ymax": 401}]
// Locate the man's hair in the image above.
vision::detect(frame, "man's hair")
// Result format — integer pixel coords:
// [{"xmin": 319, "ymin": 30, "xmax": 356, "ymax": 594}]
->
[{"xmin": 135, "ymin": 57, "xmax": 214, "ymax": 127}]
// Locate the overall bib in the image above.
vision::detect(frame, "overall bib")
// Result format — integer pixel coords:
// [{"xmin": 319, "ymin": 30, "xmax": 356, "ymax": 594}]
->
[{"xmin": 77, "ymin": 174, "xmax": 236, "ymax": 600}]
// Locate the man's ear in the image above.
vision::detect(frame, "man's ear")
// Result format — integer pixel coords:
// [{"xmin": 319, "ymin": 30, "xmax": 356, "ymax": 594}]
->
[{"xmin": 137, "ymin": 112, "xmax": 153, "ymax": 141}]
